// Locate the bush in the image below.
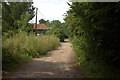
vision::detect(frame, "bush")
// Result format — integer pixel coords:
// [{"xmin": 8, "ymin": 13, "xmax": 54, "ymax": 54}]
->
[
  {"xmin": 2, "ymin": 31, "xmax": 60, "ymax": 71},
  {"xmin": 70, "ymin": 36, "xmax": 118, "ymax": 78},
  {"xmin": 65, "ymin": 2, "xmax": 120, "ymax": 78},
  {"xmin": 46, "ymin": 27, "xmax": 67, "ymax": 42}
]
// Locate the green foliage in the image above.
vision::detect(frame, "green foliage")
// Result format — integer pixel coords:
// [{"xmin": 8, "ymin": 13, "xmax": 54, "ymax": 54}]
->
[
  {"xmin": 2, "ymin": 2, "xmax": 35, "ymax": 37},
  {"xmin": 65, "ymin": 2, "xmax": 120, "ymax": 78},
  {"xmin": 53, "ymin": 28, "xmax": 65, "ymax": 42},
  {"xmin": 45, "ymin": 21, "xmax": 67, "ymax": 42},
  {"xmin": 39, "ymin": 19, "xmax": 47, "ymax": 24},
  {"xmin": 70, "ymin": 36, "xmax": 118, "ymax": 78},
  {"xmin": 2, "ymin": 31, "xmax": 60, "ymax": 71},
  {"xmin": 14, "ymin": 14, "xmax": 34, "ymax": 32},
  {"xmin": 50, "ymin": 20, "xmax": 61, "ymax": 27},
  {"xmin": 39, "ymin": 19, "xmax": 51, "ymax": 27}
]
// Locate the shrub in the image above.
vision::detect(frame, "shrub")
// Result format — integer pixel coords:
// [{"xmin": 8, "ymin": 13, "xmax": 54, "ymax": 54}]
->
[
  {"xmin": 2, "ymin": 31, "xmax": 60, "ymax": 71},
  {"xmin": 46, "ymin": 27, "xmax": 67, "ymax": 42},
  {"xmin": 65, "ymin": 2, "xmax": 120, "ymax": 78}
]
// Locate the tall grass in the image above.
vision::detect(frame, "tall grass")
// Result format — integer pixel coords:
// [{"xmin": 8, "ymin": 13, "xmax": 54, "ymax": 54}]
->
[{"xmin": 2, "ymin": 31, "xmax": 60, "ymax": 71}]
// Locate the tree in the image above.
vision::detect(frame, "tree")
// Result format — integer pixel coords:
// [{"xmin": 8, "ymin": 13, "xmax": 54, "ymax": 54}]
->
[
  {"xmin": 64, "ymin": 2, "xmax": 120, "ymax": 77},
  {"xmin": 14, "ymin": 14, "xmax": 34, "ymax": 33},
  {"xmin": 45, "ymin": 20, "xmax": 67, "ymax": 42},
  {"xmin": 50, "ymin": 20, "xmax": 61, "ymax": 28},
  {"xmin": 2, "ymin": 2, "xmax": 35, "ymax": 37},
  {"xmin": 39, "ymin": 19, "xmax": 51, "ymax": 27},
  {"xmin": 39, "ymin": 19, "xmax": 47, "ymax": 24}
]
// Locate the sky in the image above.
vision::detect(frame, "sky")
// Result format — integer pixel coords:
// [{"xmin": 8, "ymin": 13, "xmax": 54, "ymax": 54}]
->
[{"xmin": 29, "ymin": 0, "xmax": 72, "ymax": 23}]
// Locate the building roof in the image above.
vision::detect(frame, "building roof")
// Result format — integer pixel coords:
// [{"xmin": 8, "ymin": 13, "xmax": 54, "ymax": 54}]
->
[{"xmin": 33, "ymin": 24, "xmax": 49, "ymax": 30}]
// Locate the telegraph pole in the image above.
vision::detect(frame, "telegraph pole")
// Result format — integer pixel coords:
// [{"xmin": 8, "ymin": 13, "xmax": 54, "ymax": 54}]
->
[{"xmin": 35, "ymin": 8, "xmax": 38, "ymax": 33}]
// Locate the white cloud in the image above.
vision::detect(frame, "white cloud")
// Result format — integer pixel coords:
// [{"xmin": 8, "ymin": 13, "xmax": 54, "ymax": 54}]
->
[{"xmin": 29, "ymin": 0, "xmax": 71, "ymax": 23}]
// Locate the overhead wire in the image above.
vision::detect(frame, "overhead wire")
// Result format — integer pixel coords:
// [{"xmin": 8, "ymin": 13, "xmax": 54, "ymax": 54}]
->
[{"xmin": 38, "ymin": 9, "xmax": 46, "ymax": 20}]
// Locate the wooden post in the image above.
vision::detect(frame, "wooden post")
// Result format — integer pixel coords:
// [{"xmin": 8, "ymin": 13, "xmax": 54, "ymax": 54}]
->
[{"xmin": 35, "ymin": 8, "xmax": 38, "ymax": 33}]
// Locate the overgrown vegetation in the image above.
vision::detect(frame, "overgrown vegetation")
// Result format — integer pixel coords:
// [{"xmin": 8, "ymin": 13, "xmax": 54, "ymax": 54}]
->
[
  {"xmin": 64, "ymin": 2, "xmax": 120, "ymax": 78},
  {"xmin": 2, "ymin": 31, "xmax": 60, "ymax": 71}
]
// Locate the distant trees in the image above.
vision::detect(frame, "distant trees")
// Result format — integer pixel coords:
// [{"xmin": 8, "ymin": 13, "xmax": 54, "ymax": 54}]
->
[
  {"xmin": 43, "ymin": 20, "xmax": 67, "ymax": 42},
  {"xmin": 2, "ymin": 2, "xmax": 35, "ymax": 38},
  {"xmin": 50, "ymin": 20, "xmax": 61, "ymax": 27},
  {"xmin": 39, "ymin": 19, "xmax": 51, "ymax": 27},
  {"xmin": 39, "ymin": 19, "xmax": 47, "ymax": 24}
]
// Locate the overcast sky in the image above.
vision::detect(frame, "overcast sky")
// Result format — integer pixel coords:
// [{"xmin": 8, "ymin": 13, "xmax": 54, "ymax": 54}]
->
[{"xmin": 29, "ymin": 0, "xmax": 71, "ymax": 23}]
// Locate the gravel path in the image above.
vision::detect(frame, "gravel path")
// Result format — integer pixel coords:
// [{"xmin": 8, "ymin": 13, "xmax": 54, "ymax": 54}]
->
[{"xmin": 3, "ymin": 39, "xmax": 83, "ymax": 78}]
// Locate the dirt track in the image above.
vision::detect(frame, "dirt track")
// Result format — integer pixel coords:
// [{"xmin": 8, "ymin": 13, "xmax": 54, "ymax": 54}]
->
[{"xmin": 3, "ymin": 39, "xmax": 83, "ymax": 78}]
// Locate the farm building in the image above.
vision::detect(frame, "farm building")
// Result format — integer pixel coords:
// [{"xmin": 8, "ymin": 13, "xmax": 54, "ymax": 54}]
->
[{"xmin": 33, "ymin": 24, "xmax": 52, "ymax": 35}]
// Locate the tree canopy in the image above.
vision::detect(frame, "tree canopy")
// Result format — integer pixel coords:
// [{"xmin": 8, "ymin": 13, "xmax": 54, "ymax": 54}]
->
[{"xmin": 2, "ymin": 2, "xmax": 35, "ymax": 37}]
